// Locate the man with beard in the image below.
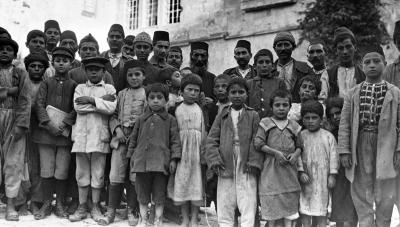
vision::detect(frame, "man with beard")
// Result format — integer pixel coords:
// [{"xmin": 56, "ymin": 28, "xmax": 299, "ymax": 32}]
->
[
  {"xmin": 43, "ymin": 20, "xmax": 61, "ymax": 80},
  {"xmin": 167, "ymin": 46, "xmax": 183, "ymax": 70},
  {"xmin": 60, "ymin": 30, "xmax": 81, "ymax": 70},
  {"xmin": 149, "ymin": 30, "xmax": 174, "ymax": 69},
  {"xmin": 223, "ymin": 40, "xmax": 255, "ymax": 79},
  {"xmin": 122, "ymin": 35, "xmax": 135, "ymax": 59},
  {"xmin": 307, "ymin": 39, "xmax": 329, "ymax": 101},
  {"xmin": 273, "ymin": 31, "xmax": 313, "ymax": 103},
  {"xmin": 327, "ymin": 27, "xmax": 365, "ymax": 98},
  {"xmin": 126, "ymin": 32, "xmax": 160, "ymax": 85},
  {"xmin": 101, "ymin": 24, "xmax": 132, "ymax": 93}
]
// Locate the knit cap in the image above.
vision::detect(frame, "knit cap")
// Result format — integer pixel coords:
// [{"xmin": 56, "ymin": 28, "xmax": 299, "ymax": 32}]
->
[
  {"xmin": 24, "ymin": 50, "xmax": 50, "ymax": 70},
  {"xmin": 133, "ymin": 32, "xmax": 152, "ymax": 46},
  {"xmin": 273, "ymin": 31, "xmax": 296, "ymax": 47},
  {"xmin": 333, "ymin": 27, "xmax": 355, "ymax": 44}
]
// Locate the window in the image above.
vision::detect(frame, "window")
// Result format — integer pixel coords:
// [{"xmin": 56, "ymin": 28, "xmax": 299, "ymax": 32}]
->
[
  {"xmin": 168, "ymin": 0, "xmax": 181, "ymax": 24},
  {"xmin": 127, "ymin": 0, "xmax": 139, "ymax": 30},
  {"xmin": 82, "ymin": 0, "xmax": 97, "ymax": 17},
  {"xmin": 147, "ymin": 0, "xmax": 158, "ymax": 26}
]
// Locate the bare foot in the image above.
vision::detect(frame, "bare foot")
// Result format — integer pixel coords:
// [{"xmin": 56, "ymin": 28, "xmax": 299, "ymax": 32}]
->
[{"xmin": 18, "ymin": 203, "xmax": 29, "ymax": 216}]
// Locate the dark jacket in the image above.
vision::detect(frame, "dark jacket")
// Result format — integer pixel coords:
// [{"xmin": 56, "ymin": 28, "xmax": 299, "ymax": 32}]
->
[
  {"xmin": 327, "ymin": 64, "xmax": 365, "ymax": 98},
  {"xmin": 124, "ymin": 59, "xmax": 160, "ymax": 86},
  {"xmin": 101, "ymin": 50, "xmax": 132, "ymax": 93},
  {"xmin": 223, "ymin": 65, "xmax": 256, "ymax": 80},
  {"xmin": 206, "ymin": 105, "xmax": 262, "ymax": 178},
  {"xmin": 33, "ymin": 75, "xmax": 76, "ymax": 145},
  {"xmin": 128, "ymin": 108, "xmax": 182, "ymax": 174}
]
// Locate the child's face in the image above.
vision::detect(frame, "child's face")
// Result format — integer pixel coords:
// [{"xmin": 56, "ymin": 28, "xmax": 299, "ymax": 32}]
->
[
  {"xmin": 299, "ymin": 80, "xmax": 317, "ymax": 102},
  {"xmin": 0, "ymin": 44, "xmax": 15, "ymax": 64},
  {"xmin": 328, "ymin": 106, "xmax": 342, "ymax": 128},
  {"xmin": 272, "ymin": 97, "xmax": 290, "ymax": 120},
  {"xmin": 86, "ymin": 66, "xmax": 104, "ymax": 84},
  {"xmin": 213, "ymin": 79, "xmax": 229, "ymax": 102},
  {"xmin": 147, "ymin": 91, "xmax": 167, "ymax": 112},
  {"xmin": 182, "ymin": 84, "xmax": 200, "ymax": 104},
  {"xmin": 27, "ymin": 36, "xmax": 45, "ymax": 54},
  {"xmin": 303, "ymin": 112, "xmax": 322, "ymax": 132},
  {"xmin": 362, "ymin": 52, "xmax": 385, "ymax": 80},
  {"xmin": 255, "ymin": 55, "xmax": 273, "ymax": 77},
  {"xmin": 53, "ymin": 56, "xmax": 72, "ymax": 74},
  {"xmin": 228, "ymin": 84, "xmax": 247, "ymax": 109},
  {"xmin": 170, "ymin": 71, "xmax": 182, "ymax": 88},
  {"xmin": 27, "ymin": 61, "xmax": 46, "ymax": 81},
  {"xmin": 134, "ymin": 41, "xmax": 152, "ymax": 61},
  {"xmin": 126, "ymin": 67, "xmax": 145, "ymax": 88}
]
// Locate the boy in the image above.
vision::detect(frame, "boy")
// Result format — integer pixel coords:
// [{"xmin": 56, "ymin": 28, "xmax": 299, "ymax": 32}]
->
[
  {"xmin": 25, "ymin": 30, "xmax": 46, "ymax": 55},
  {"xmin": 0, "ymin": 37, "xmax": 30, "ymax": 221},
  {"xmin": 156, "ymin": 67, "xmax": 183, "ymax": 110},
  {"xmin": 338, "ymin": 45, "xmax": 400, "ymax": 227},
  {"xmin": 69, "ymin": 57, "xmax": 117, "ymax": 223},
  {"xmin": 98, "ymin": 61, "xmax": 146, "ymax": 226},
  {"xmin": 34, "ymin": 47, "xmax": 77, "ymax": 219},
  {"xmin": 128, "ymin": 83, "xmax": 182, "ymax": 227},
  {"xmin": 206, "ymin": 77, "xmax": 261, "ymax": 227}
]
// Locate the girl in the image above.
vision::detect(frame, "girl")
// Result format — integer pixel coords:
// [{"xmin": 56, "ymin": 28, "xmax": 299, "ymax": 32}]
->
[
  {"xmin": 168, "ymin": 73, "xmax": 206, "ymax": 227},
  {"xmin": 299, "ymin": 100, "xmax": 338, "ymax": 227},
  {"xmin": 254, "ymin": 89, "xmax": 302, "ymax": 227}
]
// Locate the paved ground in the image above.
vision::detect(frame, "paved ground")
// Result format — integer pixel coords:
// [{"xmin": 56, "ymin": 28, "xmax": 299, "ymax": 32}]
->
[{"xmin": 0, "ymin": 204, "xmax": 398, "ymax": 227}]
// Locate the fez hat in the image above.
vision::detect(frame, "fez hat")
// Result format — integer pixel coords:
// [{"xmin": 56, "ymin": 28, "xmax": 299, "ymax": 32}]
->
[
  {"xmin": 235, "ymin": 40, "xmax": 251, "ymax": 53},
  {"xmin": 44, "ymin": 20, "xmax": 60, "ymax": 32},
  {"xmin": 153, "ymin": 31, "xmax": 170, "ymax": 45},
  {"xmin": 191, "ymin": 41, "xmax": 208, "ymax": 52},
  {"xmin": 108, "ymin": 24, "xmax": 125, "ymax": 38},
  {"xmin": 60, "ymin": 30, "xmax": 77, "ymax": 43}
]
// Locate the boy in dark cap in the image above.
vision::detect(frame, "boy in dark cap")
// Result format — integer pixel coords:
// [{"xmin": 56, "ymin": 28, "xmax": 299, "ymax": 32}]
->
[
  {"xmin": 122, "ymin": 35, "xmax": 135, "ymax": 58},
  {"xmin": 307, "ymin": 39, "xmax": 329, "ymax": 101},
  {"xmin": 60, "ymin": 30, "xmax": 81, "ymax": 70},
  {"xmin": 34, "ymin": 47, "xmax": 77, "ymax": 220},
  {"xmin": 273, "ymin": 31, "xmax": 313, "ymax": 103},
  {"xmin": 223, "ymin": 40, "xmax": 255, "ymax": 79},
  {"xmin": 327, "ymin": 27, "xmax": 365, "ymax": 98},
  {"xmin": 25, "ymin": 30, "xmax": 46, "ymax": 55},
  {"xmin": 338, "ymin": 45, "xmax": 399, "ymax": 227},
  {"xmin": 150, "ymin": 30, "xmax": 173, "ymax": 69},
  {"xmin": 101, "ymin": 24, "xmax": 131, "ymax": 93},
  {"xmin": 69, "ymin": 57, "xmax": 117, "ymax": 223},
  {"xmin": 0, "ymin": 37, "xmax": 30, "ymax": 221},
  {"xmin": 167, "ymin": 46, "xmax": 183, "ymax": 69}
]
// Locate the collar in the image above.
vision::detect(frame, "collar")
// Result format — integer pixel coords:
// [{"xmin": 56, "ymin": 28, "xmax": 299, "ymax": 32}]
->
[
  {"xmin": 109, "ymin": 51, "xmax": 122, "ymax": 59},
  {"xmin": 362, "ymin": 80, "xmax": 385, "ymax": 87},
  {"xmin": 142, "ymin": 108, "xmax": 169, "ymax": 121},
  {"xmin": 86, "ymin": 80, "xmax": 105, "ymax": 87},
  {"xmin": 277, "ymin": 58, "xmax": 294, "ymax": 67},
  {"xmin": 220, "ymin": 104, "xmax": 253, "ymax": 118},
  {"xmin": 54, "ymin": 74, "xmax": 69, "ymax": 81},
  {"xmin": 313, "ymin": 67, "xmax": 326, "ymax": 75}
]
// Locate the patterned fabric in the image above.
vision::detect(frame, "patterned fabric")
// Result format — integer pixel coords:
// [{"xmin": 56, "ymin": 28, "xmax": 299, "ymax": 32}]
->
[{"xmin": 359, "ymin": 81, "xmax": 387, "ymax": 126}]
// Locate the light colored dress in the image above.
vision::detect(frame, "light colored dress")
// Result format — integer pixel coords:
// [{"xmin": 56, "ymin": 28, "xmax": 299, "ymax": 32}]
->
[
  {"xmin": 168, "ymin": 102, "xmax": 205, "ymax": 205},
  {"xmin": 299, "ymin": 129, "xmax": 338, "ymax": 216}
]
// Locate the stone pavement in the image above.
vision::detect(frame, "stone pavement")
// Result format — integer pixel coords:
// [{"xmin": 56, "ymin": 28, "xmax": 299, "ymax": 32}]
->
[{"xmin": 0, "ymin": 204, "xmax": 398, "ymax": 227}]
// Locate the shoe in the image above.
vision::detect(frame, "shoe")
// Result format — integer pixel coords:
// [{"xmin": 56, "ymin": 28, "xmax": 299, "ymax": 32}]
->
[
  {"xmin": 34, "ymin": 200, "xmax": 52, "ymax": 220},
  {"xmin": 67, "ymin": 198, "xmax": 79, "ymax": 215},
  {"xmin": 55, "ymin": 201, "xmax": 69, "ymax": 218},
  {"xmin": 97, "ymin": 207, "xmax": 115, "ymax": 225},
  {"xmin": 69, "ymin": 203, "xmax": 88, "ymax": 222},
  {"xmin": 90, "ymin": 203, "xmax": 103, "ymax": 222},
  {"xmin": 128, "ymin": 208, "xmax": 140, "ymax": 226}
]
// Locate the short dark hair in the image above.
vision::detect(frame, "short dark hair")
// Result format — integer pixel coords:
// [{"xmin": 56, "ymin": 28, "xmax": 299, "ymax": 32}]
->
[
  {"xmin": 301, "ymin": 100, "xmax": 324, "ymax": 118},
  {"xmin": 157, "ymin": 67, "xmax": 179, "ymax": 84},
  {"xmin": 126, "ymin": 66, "xmax": 145, "ymax": 78},
  {"xmin": 227, "ymin": 77, "xmax": 249, "ymax": 93},
  {"xmin": 180, "ymin": 73, "xmax": 202, "ymax": 92},
  {"xmin": 325, "ymin": 97, "xmax": 344, "ymax": 118},
  {"xmin": 298, "ymin": 75, "xmax": 321, "ymax": 98},
  {"xmin": 269, "ymin": 89, "xmax": 292, "ymax": 108},
  {"xmin": 214, "ymin": 74, "xmax": 231, "ymax": 84},
  {"xmin": 146, "ymin": 83, "xmax": 169, "ymax": 101}
]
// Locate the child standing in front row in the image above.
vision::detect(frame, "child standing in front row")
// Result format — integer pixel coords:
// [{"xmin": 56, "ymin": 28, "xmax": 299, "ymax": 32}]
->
[
  {"xmin": 168, "ymin": 73, "xmax": 207, "ymax": 227},
  {"xmin": 128, "ymin": 83, "xmax": 182, "ymax": 227},
  {"xmin": 206, "ymin": 77, "xmax": 261, "ymax": 227},
  {"xmin": 298, "ymin": 100, "xmax": 338, "ymax": 227},
  {"xmin": 69, "ymin": 57, "xmax": 117, "ymax": 223},
  {"xmin": 254, "ymin": 89, "xmax": 302, "ymax": 227}
]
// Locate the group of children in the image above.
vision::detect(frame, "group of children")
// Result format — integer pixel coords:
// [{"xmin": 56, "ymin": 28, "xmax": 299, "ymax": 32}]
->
[{"xmin": 0, "ymin": 22, "xmax": 400, "ymax": 227}]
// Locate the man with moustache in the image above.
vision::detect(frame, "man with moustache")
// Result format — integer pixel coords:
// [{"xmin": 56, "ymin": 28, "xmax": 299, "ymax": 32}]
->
[
  {"xmin": 223, "ymin": 40, "xmax": 256, "ymax": 79},
  {"xmin": 307, "ymin": 39, "xmax": 329, "ymax": 101},
  {"xmin": 149, "ymin": 30, "xmax": 174, "ymax": 69},
  {"xmin": 167, "ymin": 46, "xmax": 183, "ymax": 70},
  {"xmin": 59, "ymin": 30, "xmax": 81, "ymax": 70},
  {"xmin": 43, "ymin": 20, "xmax": 61, "ymax": 80},
  {"xmin": 101, "ymin": 24, "xmax": 132, "ymax": 93},
  {"xmin": 273, "ymin": 31, "xmax": 313, "ymax": 103}
]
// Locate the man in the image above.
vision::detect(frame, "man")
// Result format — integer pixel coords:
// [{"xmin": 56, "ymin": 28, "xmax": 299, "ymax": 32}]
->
[
  {"xmin": 43, "ymin": 20, "xmax": 61, "ymax": 80},
  {"xmin": 382, "ymin": 19, "xmax": 400, "ymax": 224},
  {"xmin": 100, "ymin": 24, "xmax": 132, "ymax": 93},
  {"xmin": 60, "ymin": 30, "xmax": 81, "ymax": 70},
  {"xmin": 167, "ymin": 46, "xmax": 183, "ymax": 70},
  {"xmin": 25, "ymin": 30, "xmax": 46, "ymax": 54},
  {"xmin": 149, "ymin": 30, "xmax": 174, "ymax": 69},
  {"xmin": 273, "ymin": 31, "xmax": 313, "ymax": 103},
  {"xmin": 307, "ymin": 39, "xmax": 329, "ymax": 101},
  {"xmin": 127, "ymin": 32, "xmax": 160, "ymax": 85},
  {"xmin": 122, "ymin": 35, "xmax": 135, "ymax": 58},
  {"xmin": 223, "ymin": 40, "xmax": 255, "ymax": 79},
  {"xmin": 327, "ymin": 27, "xmax": 365, "ymax": 98}
]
